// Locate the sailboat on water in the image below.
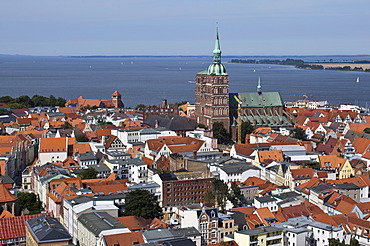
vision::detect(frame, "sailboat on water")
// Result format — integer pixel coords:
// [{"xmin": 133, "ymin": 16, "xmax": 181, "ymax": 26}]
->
[{"xmin": 356, "ymin": 77, "xmax": 360, "ymax": 83}]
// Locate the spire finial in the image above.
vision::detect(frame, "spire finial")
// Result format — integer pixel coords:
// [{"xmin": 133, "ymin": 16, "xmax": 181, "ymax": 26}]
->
[{"xmin": 257, "ymin": 76, "xmax": 262, "ymax": 94}]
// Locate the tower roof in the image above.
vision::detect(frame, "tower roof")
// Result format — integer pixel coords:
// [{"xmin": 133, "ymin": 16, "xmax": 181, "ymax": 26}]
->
[
  {"xmin": 112, "ymin": 91, "xmax": 121, "ymax": 96},
  {"xmin": 207, "ymin": 27, "xmax": 227, "ymax": 76}
]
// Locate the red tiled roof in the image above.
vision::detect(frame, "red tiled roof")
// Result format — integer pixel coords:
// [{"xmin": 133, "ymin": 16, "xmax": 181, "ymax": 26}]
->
[
  {"xmin": 258, "ymin": 150, "xmax": 284, "ymax": 163},
  {"xmin": 103, "ymin": 231, "xmax": 144, "ymax": 246},
  {"xmin": 116, "ymin": 216, "xmax": 167, "ymax": 231},
  {"xmin": 39, "ymin": 137, "xmax": 67, "ymax": 153},
  {"xmin": 0, "ymin": 214, "xmax": 47, "ymax": 240},
  {"xmin": 0, "ymin": 184, "xmax": 17, "ymax": 203},
  {"xmin": 0, "ymin": 210, "xmax": 14, "ymax": 219},
  {"xmin": 281, "ymin": 204, "xmax": 310, "ymax": 219},
  {"xmin": 291, "ymin": 168, "xmax": 314, "ymax": 180},
  {"xmin": 231, "ymin": 206, "xmax": 256, "ymax": 215}
]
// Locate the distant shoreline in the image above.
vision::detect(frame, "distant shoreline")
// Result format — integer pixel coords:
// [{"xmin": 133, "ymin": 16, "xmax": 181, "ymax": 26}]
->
[{"xmin": 230, "ymin": 58, "xmax": 370, "ymax": 72}]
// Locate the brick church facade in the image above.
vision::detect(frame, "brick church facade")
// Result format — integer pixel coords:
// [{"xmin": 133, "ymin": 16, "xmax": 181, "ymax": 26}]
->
[{"xmin": 195, "ymin": 30, "xmax": 293, "ymax": 139}]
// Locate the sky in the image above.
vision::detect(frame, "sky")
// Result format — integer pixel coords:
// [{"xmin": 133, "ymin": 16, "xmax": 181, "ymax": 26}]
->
[{"xmin": 1, "ymin": 0, "xmax": 370, "ymax": 56}]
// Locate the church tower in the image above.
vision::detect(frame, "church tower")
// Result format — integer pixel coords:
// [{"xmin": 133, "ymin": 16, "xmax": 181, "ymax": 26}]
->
[
  {"xmin": 111, "ymin": 91, "xmax": 124, "ymax": 108},
  {"xmin": 195, "ymin": 28, "xmax": 230, "ymax": 130}
]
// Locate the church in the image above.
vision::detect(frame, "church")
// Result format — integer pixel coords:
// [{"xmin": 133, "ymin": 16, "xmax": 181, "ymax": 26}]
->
[{"xmin": 195, "ymin": 29, "xmax": 294, "ymax": 139}]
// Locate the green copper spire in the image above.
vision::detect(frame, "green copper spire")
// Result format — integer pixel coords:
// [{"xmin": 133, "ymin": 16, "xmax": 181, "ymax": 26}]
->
[
  {"xmin": 257, "ymin": 76, "xmax": 262, "ymax": 94},
  {"xmin": 207, "ymin": 26, "xmax": 227, "ymax": 75},
  {"xmin": 213, "ymin": 27, "xmax": 221, "ymax": 63}
]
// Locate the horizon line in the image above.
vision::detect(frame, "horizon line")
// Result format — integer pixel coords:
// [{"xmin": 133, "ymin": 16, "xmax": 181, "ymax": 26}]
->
[{"xmin": 1, "ymin": 54, "xmax": 370, "ymax": 58}]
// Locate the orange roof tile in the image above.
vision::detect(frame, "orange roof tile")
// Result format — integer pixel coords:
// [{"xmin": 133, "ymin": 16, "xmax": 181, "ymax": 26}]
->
[
  {"xmin": 335, "ymin": 199, "xmax": 357, "ymax": 214},
  {"xmin": 73, "ymin": 143, "xmax": 91, "ymax": 154},
  {"xmin": 0, "ymin": 184, "xmax": 17, "ymax": 203},
  {"xmin": 241, "ymin": 177, "xmax": 266, "ymax": 187},
  {"xmin": 147, "ymin": 136, "xmax": 204, "ymax": 154},
  {"xmin": 311, "ymin": 213, "xmax": 338, "ymax": 226},
  {"xmin": 291, "ymin": 168, "xmax": 314, "ymax": 180},
  {"xmin": 254, "ymin": 207, "xmax": 276, "ymax": 225},
  {"xmin": 39, "ymin": 137, "xmax": 67, "ymax": 153},
  {"xmin": 57, "ymin": 107, "xmax": 76, "ymax": 114},
  {"xmin": 0, "ymin": 210, "xmax": 14, "ymax": 219},
  {"xmin": 116, "ymin": 216, "xmax": 167, "ymax": 231},
  {"xmin": 318, "ymin": 155, "xmax": 346, "ymax": 169},
  {"xmin": 58, "ymin": 156, "xmax": 80, "ymax": 168},
  {"xmin": 48, "ymin": 183, "xmax": 78, "ymax": 203},
  {"xmin": 86, "ymin": 180, "xmax": 128, "ymax": 195},
  {"xmin": 245, "ymin": 213, "xmax": 264, "ymax": 229},
  {"xmin": 0, "ymin": 214, "xmax": 49, "ymax": 241},
  {"xmin": 233, "ymin": 144, "xmax": 255, "ymax": 157},
  {"xmin": 355, "ymin": 202, "xmax": 370, "ymax": 214},
  {"xmin": 353, "ymin": 137, "xmax": 370, "ymax": 155},
  {"xmin": 281, "ymin": 204, "xmax": 310, "ymax": 219},
  {"xmin": 258, "ymin": 150, "xmax": 284, "ymax": 163},
  {"xmin": 231, "ymin": 206, "xmax": 256, "ymax": 215},
  {"xmin": 103, "ymin": 231, "xmax": 144, "ymax": 246}
]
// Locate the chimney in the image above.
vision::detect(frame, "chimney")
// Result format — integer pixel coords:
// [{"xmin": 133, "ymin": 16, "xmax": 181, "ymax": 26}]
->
[
  {"xmin": 161, "ymin": 99, "xmax": 167, "ymax": 108},
  {"xmin": 155, "ymin": 120, "xmax": 159, "ymax": 128},
  {"xmin": 192, "ymin": 151, "xmax": 197, "ymax": 159}
]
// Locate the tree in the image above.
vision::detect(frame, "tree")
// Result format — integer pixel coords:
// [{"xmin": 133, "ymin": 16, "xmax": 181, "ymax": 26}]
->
[
  {"xmin": 0, "ymin": 109, "xmax": 11, "ymax": 115},
  {"xmin": 212, "ymin": 122, "xmax": 232, "ymax": 145},
  {"xmin": 135, "ymin": 104, "xmax": 146, "ymax": 110},
  {"xmin": 32, "ymin": 95, "xmax": 47, "ymax": 107},
  {"xmin": 17, "ymin": 192, "xmax": 42, "ymax": 215},
  {"xmin": 364, "ymin": 128, "xmax": 370, "ymax": 134},
  {"xmin": 76, "ymin": 133, "xmax": 89, "ymax": 142},
  {"xmin": 240, "ymin": 121, "xmax": 254, "ymax": 143},
  {"xmin": 290, "ymin": 127, "xmax": 307, "ymax": 140},
  {"xmin": 15, "ymin": 95, "xmax": 33, "ymax": 107},
  {"xmin": 229, "ymin": 182, "xmax": 242, "ymax": 207},
  {"xmin": 205, "ymin": 179, "xmax": 229, "ymax": 212},
  {"xmin": 48, "ymin": 95, "xmax": 57, "ymax": 107},
  {"xmin": 349, "ymin": 238, "xmax": 360, "ymax": 246},
  {"xmin": 124, "ymin": 189, "xmax": 162, "ymax": 219},
  {"xmin": 7, "ymin": 103, "xmax": 28, "ymax": 109},
  {"xmin": 56, "ymin": 97, "xmax": 67, "ymax": 107},
  {"xmin": 78, "ymin": 167, "xmax": 98, "ymax": 179},
  {"xmin": 328, "ymin": 238, "xmax": 359, "ymax": 246},
  {"xmin": 0, "ymin": 96, "xmax": 15, "ymax": 104},
  {"xmin": 61, "ymin": 121, "xmax": 73, "ymax": 129}
]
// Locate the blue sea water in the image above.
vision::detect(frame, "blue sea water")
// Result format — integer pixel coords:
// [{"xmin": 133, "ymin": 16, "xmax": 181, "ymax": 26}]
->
[{"xmin": 0, "ymin": 55, "xmax": 370, "ymax": 108}]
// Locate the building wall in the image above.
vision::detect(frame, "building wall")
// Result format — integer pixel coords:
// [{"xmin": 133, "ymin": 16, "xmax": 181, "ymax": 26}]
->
[
  {"xmin": 162, "ymin": 178, "xmax": 214, "ymax": 207},
  {"xmin": 219, "ymin": 219, "xmax": 238, "ymax": 242},
  {"xmin": 195, "ymin": 74, "xmax": 230, "ymax": 131},
  {"xmin": 240, "ymin": 186, "xmax": 259, "ymax": 202},
  {"xmin": 39, "ymin": 151, "xmax": 67, "ymax": 165},
  {"xmin": 77, "ymin": 220, "xmax": 96, "ymax": 246}
]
